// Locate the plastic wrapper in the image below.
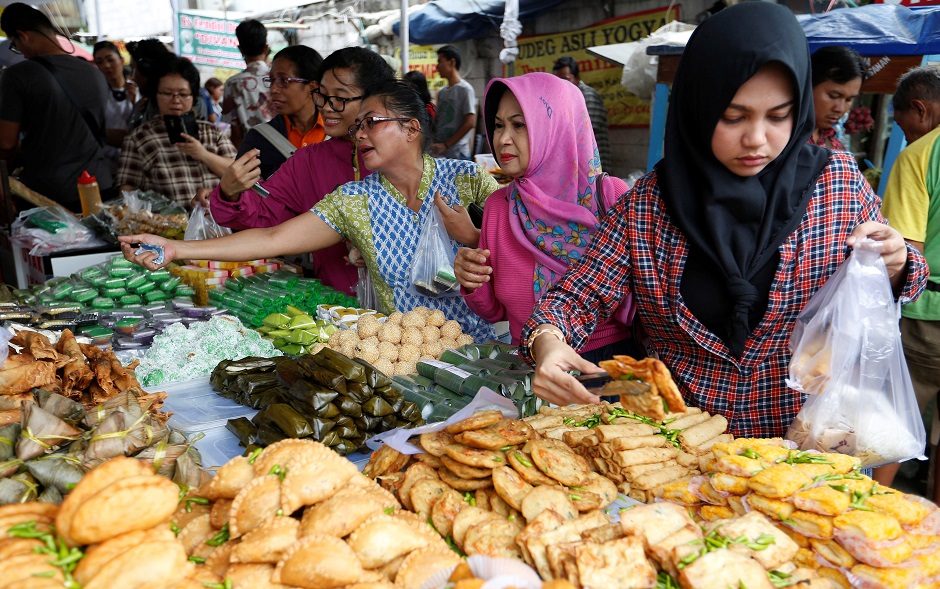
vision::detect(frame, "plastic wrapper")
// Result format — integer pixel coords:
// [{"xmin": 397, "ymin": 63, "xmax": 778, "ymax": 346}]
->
[
  {"xmin": 408, "ymin": 204, "xmax": 460, "ymax": 298},
  {"xmin": 184, "ymin": 202, "xmax": 232, "ymax": 240},
  {"xmin": 83, "ymin": 190, "xmax": 188, "ymax": 243},
  {"xmin": 355, "ymin": 265, "xmax": 378, "ymax": 310},
  {"xmin": 785, "ymin": 239, "xmax": 926, "ymax": 468},
  {"xmin": 11, "ymin": 207, "xmax": 107, "ymax": 256}
]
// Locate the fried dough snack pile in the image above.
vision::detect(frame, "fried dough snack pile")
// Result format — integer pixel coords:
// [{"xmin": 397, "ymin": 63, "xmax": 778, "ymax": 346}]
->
[
  {"xmin": 531, "ymin": 403, "xmax": 730, "ymax": 504},
  {"xmin": 0, "ymin": 329, "xmax": 163, "ymax": 426},
  {"xmin": 363, "ymin": 410, "xmax": 619, "ymax": 561},
  {"xmin": 172, "ymin": 438, "xmax": 459, "ymax": 589},
  {"xmin": 661, "ymin": 438, "xmax": 940, "ymax": 589},
  {"xmin": 0, "ymin": 456, "xmax": 217, "ymax": 589}
]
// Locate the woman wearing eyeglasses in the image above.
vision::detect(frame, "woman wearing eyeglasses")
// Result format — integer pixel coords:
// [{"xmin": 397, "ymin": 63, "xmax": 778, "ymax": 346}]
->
[
  {"xmin": 205, "ymin": 46, "xmax": 394, "ymax": 296},
  {"xmin": 122, "ymin": 79, "xmax": 499, "ymax": 342},
  {"xmin": 116, "ymin": 54, "xmax": 236, "ymax": 207}
]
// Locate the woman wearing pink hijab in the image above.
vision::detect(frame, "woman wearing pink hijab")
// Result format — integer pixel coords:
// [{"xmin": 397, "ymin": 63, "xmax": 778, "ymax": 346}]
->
[{"xmin": 454, "ymin": 72, "xmax": 640, "ymax": 361}]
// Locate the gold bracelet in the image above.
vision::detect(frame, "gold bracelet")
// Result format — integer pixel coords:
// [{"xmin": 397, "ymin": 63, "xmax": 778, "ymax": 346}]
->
[{"xmin": 527, "ymin": 326, "xmax": 565, "ymax": 348}]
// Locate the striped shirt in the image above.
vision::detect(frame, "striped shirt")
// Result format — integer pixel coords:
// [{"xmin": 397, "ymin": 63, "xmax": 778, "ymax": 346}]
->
[
  {"xmin": 579, "ymin": 81, "xmax": 611, "ymax": 172},
  {"xmin": 521, "ymin": 151, "xmax": 928, "ymax": 438}
]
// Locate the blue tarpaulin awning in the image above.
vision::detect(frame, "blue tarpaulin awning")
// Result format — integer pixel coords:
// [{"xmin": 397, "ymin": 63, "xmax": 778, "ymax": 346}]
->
[
  {"xmin": 392, "ymin": 0, "xmax": 567, "ymax": 45},
  {"xmin": 797, "ymin": 4, "xmax": 940, "ymax": 56}
]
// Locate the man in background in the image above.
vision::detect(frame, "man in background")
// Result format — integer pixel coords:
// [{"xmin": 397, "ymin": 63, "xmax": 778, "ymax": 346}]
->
[
  {"xmin": 553, "ymin": 56, "xmax": 611, "ymax": 172},
  {"xmin": 222, "ymin": 19, "xmax": 275, "ymax": 148},
  {"xmin": 0, "ymin": 2, "xmax": 112, "ymax": 212},
  {"xmin": 878, "ymin": 65, "xmax": 940, "ymax": 503},
  {"xmin": 432, "ymin": 45, "xmax": 476, "ymax": 160}
]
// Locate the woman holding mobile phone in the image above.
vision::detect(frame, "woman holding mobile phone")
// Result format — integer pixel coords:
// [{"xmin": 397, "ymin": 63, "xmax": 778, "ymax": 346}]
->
[{"xmin": 116, "ymin": 54, "xmax": 236, "ymax": 208}]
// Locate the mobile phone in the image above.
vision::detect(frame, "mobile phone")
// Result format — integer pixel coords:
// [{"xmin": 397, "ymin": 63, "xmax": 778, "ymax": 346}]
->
[
  {"xmin": 251, "ymin": 183, "xmax": 270, "ymax": 198},
  {"xmin": 164, "ymin": 112, "xmax": 199, "ymax": 144},
  {"xmin": 468, "ymin": 202, "xmax": 484, "ymax": 229}
]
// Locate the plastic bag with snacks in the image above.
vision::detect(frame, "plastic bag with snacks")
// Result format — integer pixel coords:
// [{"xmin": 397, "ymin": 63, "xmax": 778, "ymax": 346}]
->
[
  {"xmin": 83, "ymin": 190, "xmax": 188, "ymax": 244},
  {"xmin": 785, "ymin": 239, "xmax": 925, "ymax": 468},
  {"xmin": 408, "ymin": 205, "xmax": 460, "ymax": 298},
  {"xmin": 184, "ymin": 202, "xmax": 232, "ymax": 240},
  {"xmin": 11, "ymin": 207, "xmax": 107, "ymax": 256}
]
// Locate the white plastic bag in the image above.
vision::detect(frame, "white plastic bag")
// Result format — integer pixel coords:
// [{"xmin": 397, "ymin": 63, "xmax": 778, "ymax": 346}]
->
[
  {"xmin": 785, "ymin": 239, "xmax": 926, "ymax": 468},
  {"xmin": 619, "ymin": 21, "xmax": 696, "ymax": 101},
  {"xmin": 10, "ymin": 207, "xmax": 106, "ymax": 256},
  {"xmin": 184, "ymin": 202, "xmax": 232, "ymax": 240},
  {"xmin": 408, "ymin": 205, "xmax": 460, "ymax": 298}
]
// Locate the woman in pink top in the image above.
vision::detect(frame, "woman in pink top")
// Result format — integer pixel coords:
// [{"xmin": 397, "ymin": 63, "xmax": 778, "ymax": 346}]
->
[
  {"xmin": 454, "ymin": 72, "xmax": 639, "ymax": 362},
  {"xmin": 206, "ymin": 47, "xmax": 395, "ymax": 296}
]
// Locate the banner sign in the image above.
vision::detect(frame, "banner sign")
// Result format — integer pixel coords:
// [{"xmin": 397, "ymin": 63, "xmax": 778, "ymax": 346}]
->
[
  {"xmin": 511, "ymin": 6, "xmax": 680, "ymax": 127},
  {"xmin": 177, "ymin": 11, "xmax": 243, "ymax": 70},
  {"xmin": 394, "ymin": 44, "xmax": 448, "ymax": 96}
]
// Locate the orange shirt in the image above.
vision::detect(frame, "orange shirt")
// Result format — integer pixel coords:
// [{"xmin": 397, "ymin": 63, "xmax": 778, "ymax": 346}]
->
[{"xmin": 284, "ymin": 112, "xmax": 326, "ymax": 149}]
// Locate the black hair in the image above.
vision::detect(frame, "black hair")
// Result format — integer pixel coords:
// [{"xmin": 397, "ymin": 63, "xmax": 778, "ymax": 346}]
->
[
  {"xmin": 205, "ymin": 77, "xmax": 222, "ymax": 91},
  {"xmin": 0, "ymin": 2, "xmax": 56, "ymax": 38},
  {"xmin": 272, "ymin": 45, "xmax": 323, "ymax": 83},
  {"xmin": 811, "ymin": 46, "xmax": 869, "ymax": 87},
  {"xmin": 362, "ymin": 79, "xmax": 432, "ymax": 152},
  {"xmin": 552, "ymin": 56, "xmax": 579, "ymax": 77},
  {"xmin": 235, "ymin": 19, "xmax": 267, "ymax": 58},
  {"xmin": 317, "ymin": 46, "xmax": 394, "ymax": 89},
  {"xmin": 437, "ymin": 45, "xmax": 461, "ymax": 70},
  {"xmin": 127, "ymin": 38, "xmax": 170, "ymax": 87},
  {"xmin": 147, "ymin": 53, "xmax": 200, "ymax": 102},
  {"xmin": 403, "ymin": 70, "xmax": 432, "ymax": 104},
  {"xmin": 893, "ymin": 66, "xmax": 940, "ymax": 112},
  {"xmin": 93, "ymin": 41, "xmax": 121, "ymax": 58}
]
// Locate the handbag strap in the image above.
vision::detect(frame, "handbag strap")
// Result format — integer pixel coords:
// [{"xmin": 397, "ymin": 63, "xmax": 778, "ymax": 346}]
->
[
  {"xmin": 596, "ymin": 172, "xmax": 609, "ymax": 217},
  {"xmin": 33, "ymin": 56, "xmax": 105, "ymax": 147},
  {"xmin": 253, "ymin": 122, "xmax": 296, "ymax": 160}
]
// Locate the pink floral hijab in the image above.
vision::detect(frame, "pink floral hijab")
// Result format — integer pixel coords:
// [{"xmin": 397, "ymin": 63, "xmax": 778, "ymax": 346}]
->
[{"xmin": 483, "ymin": 72, "xmax": 606, "ymax": 295}]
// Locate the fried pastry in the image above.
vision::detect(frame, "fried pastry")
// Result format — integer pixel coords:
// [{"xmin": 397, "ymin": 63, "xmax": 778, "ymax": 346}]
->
[
  {"xmin": 346, "ymin": 513, "xmax": 439, "ymax": 568},
  {"xmin": 429, "ymin": 488, "xmax": 468, "ymax": 538},
  {"xmin": 454, "ymin": 419, "xmax": 535, "ymax": 450},
  {"xmin": 438, "ymin": 467, "xmax": 494, "ymax": 491},
  {"xmin": 409, "ymin": 477, "xmax": 452, "ymax": 517},
  {"xmin": 452, "ymin": 507, "xmax": 500, "ymax": 550},
  {"xmin": 229, "ymin": 475, "xmax": 282, "ymax": 538},
  {"xmin": 395, "ymin": 546, "xmax": 462, "ymax": 589},
  {"xmin": 300, "ymin": 487, "xmax": 398, "ymax": 538},
  {"xmin": 492, "ymin": 465, "xmax": 534, "ymax": 511},
  {"xmin": 576, "ymin": 535, "xmax": 657, "ymax": 589},
  {"xmin": 399, "ymin": 462, "xmax": 441, "ymax": 510},
  {"xmin": 443, "ymin": 443, "xmax": 506, "ymax": 469},
  {"xmin": 440, "ymin": 455, "xmax": 492, "ymax": 479},
  {"xmin": 528, "ymin": 440, "xmax": 589, "ymax": 486},
  {"xmin": 463, "ymin": 516, "xmax": 524, "ymax": 559},
  {"xmin": 418, "ymin": 430, "xmax": 455, "ymax": 457},
  {"xmin": 273, "ymin": 534, "xmax": 366, "ymax": 588},
  {"xmin": 82, "ymin": 541, "xmax": 191, "ymax": 589},
  {"xmin": 507, "ymin": 448, "xmax": 556, "ymax": 485},
  {"xmin": 202, "ymin": 455, "xmax": 254, "ymax": 500},
  {"xmin": 444, "ymin": 410, "xmax": 504, "ymax": 435},
  {"xmin": 231, "ymin": 516, "xmax": 300, "ymax": 564},
  {"xmin": 521, "ymin": 485, "xmax": 577, "ymax": 522},
  {"xmin": 279, "ymin": 449, "xmax": 358, "ymax": 513}
]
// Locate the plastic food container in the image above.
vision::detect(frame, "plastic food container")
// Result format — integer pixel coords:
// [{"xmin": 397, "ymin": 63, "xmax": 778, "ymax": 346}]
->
[
  {"xmin": 158, "ymin": 377, "xmax": 257, "ymax": 433},
  {"xmin": 115, "ymin": 317, "xmax": 141, "ymax": 334}
]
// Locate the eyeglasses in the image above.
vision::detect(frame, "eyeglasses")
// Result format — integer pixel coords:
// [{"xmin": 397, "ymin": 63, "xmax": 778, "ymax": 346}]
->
[
  {"xmin": 157, "ymin": 91, "xmax": 193, "ymax": 101},
  {"xmin": 313, "ymin": 88, "xmax": 363, "ymax": 112},
  {"xmin": 262, "ymin": 76, "xmax": 310, "ymax": 88},
  {"xmin": 348, "ymin": 116, "xmax": 413, "ymax": 138},
  {"xmin": 8, "ymin": 36, "xmax": 20, "ymax": 55}
]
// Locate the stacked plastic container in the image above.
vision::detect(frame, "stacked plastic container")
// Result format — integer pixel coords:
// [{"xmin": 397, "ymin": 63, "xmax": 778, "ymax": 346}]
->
[{"xmin": 172, "ymin": 259, "xmax": 283, "ymax": 305}]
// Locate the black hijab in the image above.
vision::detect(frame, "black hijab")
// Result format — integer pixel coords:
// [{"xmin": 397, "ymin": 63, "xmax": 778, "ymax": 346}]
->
[{"xmin": 657, "ymin": 2, "xmax": 830, "ymax": 357}]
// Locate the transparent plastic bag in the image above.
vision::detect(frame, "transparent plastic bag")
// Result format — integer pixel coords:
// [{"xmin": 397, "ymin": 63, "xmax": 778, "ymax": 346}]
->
[
  {"xmin": 355, "ymin": 266, "xmax": 378, "ymax": 311},
  {"xmin": 83, "ymin": 189, "xmax": 188, "ymax": 244},
  {"xmin": 11, "ymin": 207, "xmax": 107, "ymax": 256},
  {"xmin": 408, "ymin": 205, "xmax": 460, "ymax": 298},
  {"xmin": 785, "ymin": 239, "xmax": 926, "ymax": 468},
  {"xmin": 0, "ymin": 326, "xmax": 13, "ymax": 366},
  {"xmin": 184, "ymin": 202, "xmax": 232, "ymax": 240}
]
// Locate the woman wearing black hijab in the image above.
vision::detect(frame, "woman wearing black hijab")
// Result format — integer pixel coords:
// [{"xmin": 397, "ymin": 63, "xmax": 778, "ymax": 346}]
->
[{"xmin": 519, "ymin": 2, "xmax": 928, "ymax": 438}]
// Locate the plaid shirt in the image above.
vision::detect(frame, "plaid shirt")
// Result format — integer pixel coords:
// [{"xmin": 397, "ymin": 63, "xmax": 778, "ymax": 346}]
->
[
  {"xmin": 522, "ymin": 152, "xmax": 928, "ymax": 438},
  {"xmin": 117, "ymin": 118, "xmax": 236, "ymax": 207}
]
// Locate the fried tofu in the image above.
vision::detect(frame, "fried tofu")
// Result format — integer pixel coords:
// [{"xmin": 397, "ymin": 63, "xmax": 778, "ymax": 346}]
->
[
  {"xmin": 865, "ymin": 491, "xmax": 932, "ymax": 526},
  {"xmin": 648, "ymin": 524, "xmax": 702, "ymax": 578},
  {"xmin": 618, "ymin": 502, "xmax": 696, "ymax": 551},
  {"xmin": 792, "ymin": 485, "xmax": 851, "ymax": 516},
  {"xmin": 747, "ymin": 464, "xmax": 812, "ymax": 498},
  {"xmin": 661, "ymin": 478, "xmax": 699, "ymax": 506},
  {"xmin": 714, "ymin": 454, "xmax": 765, "ymax": 477},
  {"xmin": 788, "ymin": 510, "xmax": 834, "ymax": 539},
  {"xmin": 710, "ymin": 473, "xmax": 750, "ymax": 495},
  {"xmin": 526, "ymin": 511, "xmax": 608, "ymax": 580},
  {"xmin": 726, "ymin": 495, "xmax": 747, "ymax": 516},
  {"xmin": 809, "ymin": 538, "xmax": 856, "ymax": 568},
  {"xmin": 678, "ymin": 548, "xmax": 774, "ymax": 589},
  {"xmin": 850, "ymin": 563, "xmax": 922, "ymax": 589},
  {"xmin": 698, "ymin": 505, "xmax": 735, "ymax": 522},
  {"xmin": 575, "ymin": 536, "xmax": 657, "ymax": 589},
  {"xmin": 747, "ymin": 493, "xmax": 796, "ymax": 522},
  {"xmin": 714, "ymin": 510, "xmax": 799, "ymax": 569},
  {"xmin": 817, "ymin": 565, "xmax": 852, "ymax": 589},
  {"xmin": 833, "ymin": 510, "xmax": 902, "ymax": 542}
]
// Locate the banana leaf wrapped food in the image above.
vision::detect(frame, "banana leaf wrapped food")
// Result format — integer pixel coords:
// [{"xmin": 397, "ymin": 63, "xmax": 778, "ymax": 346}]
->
[
  {"xmin": 311, "ymin": 348, "xmax": 365, "ymax": 383},
  {"xmin": 264, "ymin": 403, "xmax": 314, "ymax": 438},
  {"xmin": 0, "ymin": 472, "xmax": 38, "ymax": 505},
  {"xmin": 38, "ymin": 485, "xmax": 62, "ymax": 504},
  {"xmin": 25, "ymin": 453, "xmax": 84, "ymax": 494},
  {"xmin": 351, "ymin": 358, "xmax": 391, "ymax": 389},
  {"xmin": 34, "ymin": 390, "xmax": 85, "ymax": 425},
  {"xmin": 226, "ymin": 416, "xmax": 257, "ymax": 447},
  {"xmin": 296, "ymin": 356, "xmax": 345, "ymax": 392},
  {"xmin": 0, "ymin": 423, "xmax": 20, "ymax": 462},
  {"xmin": 16, "ymin": 404, "xmax": 83, "ymax": 461}
]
